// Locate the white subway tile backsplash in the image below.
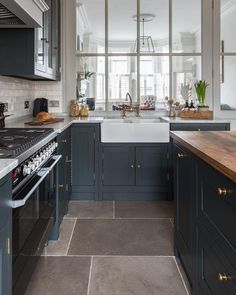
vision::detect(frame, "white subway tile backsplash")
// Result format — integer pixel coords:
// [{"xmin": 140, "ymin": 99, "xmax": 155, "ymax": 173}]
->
[{"xmin": 0, "ymin": 76, "xmax": 63, "ymax": 119}]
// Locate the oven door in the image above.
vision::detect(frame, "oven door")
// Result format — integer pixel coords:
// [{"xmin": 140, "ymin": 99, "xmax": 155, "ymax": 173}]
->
[{"xmin": 12, "ymin": 155, "xmax": 61, "ymax": 295}]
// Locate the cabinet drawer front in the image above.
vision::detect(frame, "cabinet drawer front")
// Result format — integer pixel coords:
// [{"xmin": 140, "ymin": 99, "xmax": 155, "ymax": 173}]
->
[
  {"xmin": 170, "ymin": 123, "xmax": 229, "ymax": 131},
  {"xmin": 198, "ymin": 161, "xmax": 236, "ymax": 251},
  {"xmin": 197, "ymin": 225, "xmax": 236, "ymax": 295}
]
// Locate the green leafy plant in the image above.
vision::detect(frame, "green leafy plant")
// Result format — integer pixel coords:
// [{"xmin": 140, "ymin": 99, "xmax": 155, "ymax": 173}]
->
[
  {"xmin": 194, "ymin": 80, "xmax": 209, "ymax": 106},
  {"xmin": 84, "ymin": 71, "xmax": 95, "ymax": 80}
]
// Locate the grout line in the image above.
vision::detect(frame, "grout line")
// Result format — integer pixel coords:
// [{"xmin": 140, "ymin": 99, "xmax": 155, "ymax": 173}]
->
[
  {"xmin": 173, "ymin": 257, "xmax": 190, "ymax": 295},
  {"xmin": 113, "ymin": 200, "xmax": 115, "ymax": 219},
  {"xmin": 66, "ymin": 218, "xmax": 77, "ymax": 255},
  {"xmin": 65, "ymin": 217, "xmax": 174, "ymax": 220},
  {"xmin": 87, "ymin": 256, "xmax": 93, "ymax": 295},
  {"xmin": 169, "ymin": 218, "xmax": 174, "ymax": 227},
  {"xmin": 66, "ymin": 255, "xmax": 175, "ymax": 258}
]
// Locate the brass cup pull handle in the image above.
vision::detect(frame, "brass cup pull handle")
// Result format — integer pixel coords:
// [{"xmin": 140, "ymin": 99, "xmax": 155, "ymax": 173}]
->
[
  {"xmin": 218, "ymin": 273, "xmax": 231, "ymax": 281},
  {"xmin": 137, "ymin": 164, "xmax": 141, "ymax": 169},
  {"xmin": 217, "ymin": 187, "xmax": 227, "ymax": 196},
  {"xmin": 177, "ymin": 153, "xmax": 184, "ymax": 158},
  {"xmin": 58, "ymin": 184, "xmax": 64, "ymax": 188},
  {"xmin": 66, "ymin": 159, "xmax": 72, "ymax": 163}
]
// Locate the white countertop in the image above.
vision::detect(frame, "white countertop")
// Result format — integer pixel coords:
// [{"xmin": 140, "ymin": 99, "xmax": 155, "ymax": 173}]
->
[
  {"xmin": 161, "ymin": 116, "xmax": 231, "ymax": 124},
  {"xmin": 5, "ymin": 115, "xmax": 104, "ymax": 133},
  {"xmin": 0, "ymin": 159, "xmax": 18, "ymax": 180}
]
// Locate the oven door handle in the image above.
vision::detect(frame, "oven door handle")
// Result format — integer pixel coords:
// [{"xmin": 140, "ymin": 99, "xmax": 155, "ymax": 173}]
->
[
  {"xmin": 12, "ymin": 170, "xmax": 50, "ymax": 209},
  {"xmin": 41, "ymin": 155, "xmax": 62, "ymax": 172}
]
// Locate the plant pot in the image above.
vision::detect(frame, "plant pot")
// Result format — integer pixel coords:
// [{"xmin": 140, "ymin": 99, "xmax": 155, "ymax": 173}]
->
[{"xmin": 198, "ymin": 105, "xmax": 209, "ymax": 112}]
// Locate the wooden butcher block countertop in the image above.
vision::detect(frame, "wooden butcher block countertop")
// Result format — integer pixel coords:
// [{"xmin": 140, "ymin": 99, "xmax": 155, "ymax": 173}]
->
[{"xmin": 170, "ymin": 131, "xmax": 236, "ymax": 183}]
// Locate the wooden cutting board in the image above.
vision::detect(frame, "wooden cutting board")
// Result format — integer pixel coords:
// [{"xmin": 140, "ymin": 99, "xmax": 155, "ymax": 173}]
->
[{"xmin": 25, "ymin": 118, "xmax": 64, "ymax": 126}]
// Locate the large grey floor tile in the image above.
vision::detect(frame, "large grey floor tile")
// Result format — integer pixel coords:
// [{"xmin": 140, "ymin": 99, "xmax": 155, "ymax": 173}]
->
[
  {"xmin": 42, "ymin": 218, "xmax": 76, "ymax": 256},
  {"xmin": 115, "ymin": 201, "xmax": 174, "ymax": 218},
  {"xmin": 89, "ymin": 257, "xmax": 187, "ymax": 295},
  {"xmin": 25, "ymin": 257, "xmax": 91, "ymax": 295},
  {"xmin": 68, "ymin": 219, "xmax": 173, "ymax": 256},
  {"xmin": 67, "ymin": 201, "xmax": 113, "ymax": 219}
]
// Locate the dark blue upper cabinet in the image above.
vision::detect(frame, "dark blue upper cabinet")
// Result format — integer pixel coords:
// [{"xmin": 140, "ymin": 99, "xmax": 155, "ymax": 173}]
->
[
  {"xmin": 71, "ymin": 124, "xmax": 100, "ymax": 200},
  {"xmin": 0, "ymin": 0, "xmax": 60, "ymax": 80},
  {"xmin": 0, "ymin": 174, "xmax": 12, "ymax": 295}
]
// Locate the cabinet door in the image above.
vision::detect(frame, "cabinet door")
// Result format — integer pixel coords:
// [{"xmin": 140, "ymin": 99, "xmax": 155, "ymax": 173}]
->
[
  {"xmin": 64, "ymin": 127, "xmax": 71, "ymax": 211},
  {"xmin": 102, "ymin": 145, "xmax": 135, "ymax": 186},
  {"xmin": 173, "ymin": 144, "xmax": 195, "ymax": 285},
  {"xmin": 72, "ymin": 126, "xmax": 95, "ymax": 186},
  {"xmin": 35, "ymin": 11, "xmax": 47, "ymax": 73},
  {"xmin": 0, "ymin": 225, "xmax": 11, "ymax": 295},
  {"xmin": 136, "ymin": 145, "xmax": 168, "ymax": 186}
]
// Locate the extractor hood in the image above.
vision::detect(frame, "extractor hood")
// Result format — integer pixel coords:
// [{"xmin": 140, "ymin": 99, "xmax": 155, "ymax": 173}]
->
[{"xmin": 0, "ymin": 0, "xmax": 49, "ymax": 28}]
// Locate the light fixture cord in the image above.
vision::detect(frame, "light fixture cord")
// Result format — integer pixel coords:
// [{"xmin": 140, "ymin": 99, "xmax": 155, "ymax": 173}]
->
[{"xmin": 142, "ymin": 18, "xmax": 145, "ymax": 45}]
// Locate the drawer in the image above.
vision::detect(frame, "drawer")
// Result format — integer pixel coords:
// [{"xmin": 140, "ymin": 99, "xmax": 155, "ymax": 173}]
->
[
  {"xmin": 0, "ymin": 175, "xmax": 12, "ymax": 230},
  {"xmin": 197, "ymin": 160, "xmax": 236, "ymax": 253},
  {"xmin": 170, "ymin": 123, "xmax": 230, "ymax": 131},
  {"xmin": 197, "ymin": 224, "xmax": 236, "ymax": 295}
]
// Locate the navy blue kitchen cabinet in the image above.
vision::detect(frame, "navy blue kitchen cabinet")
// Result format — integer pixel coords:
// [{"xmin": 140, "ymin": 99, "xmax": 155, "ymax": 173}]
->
[
  {"xmin": 71, "ymin": 124, "xmax": 100, "ymax": 200},
  {"xmin": 170, "ymin": 122, "xmax": 230, "ymax": 131},
  {"xmin": 101, "ymin": 144, "xmax": 170, "ymax": 201},
  {"xmin": 0, "ymin": 175, "xmax": 12, "ymax": 295},
  {"xmin": 173, "ymin": 141, "xmax": 236, "ymax": 295},
  {"xmin": 173, "ymin": 144, "xmax": 196, "ymax": 290},
  {"xmin": 50, "ymin": 127, "xmax": 71, "ymax": 240},
  {"xmin": 0, "ymin": 0, "xmax": 60, "ymax": 80}
]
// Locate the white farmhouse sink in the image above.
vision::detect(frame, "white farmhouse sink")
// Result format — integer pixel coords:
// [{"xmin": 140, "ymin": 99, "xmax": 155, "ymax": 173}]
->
[{"xmin": 101, "ymin": 118, "xmax": 170, "ymax": 143}]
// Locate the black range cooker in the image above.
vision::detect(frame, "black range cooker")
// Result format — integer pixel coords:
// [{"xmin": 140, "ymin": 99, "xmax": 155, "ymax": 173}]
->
[{"xmin": 0, "ymin": 128, "xmax": 62, "ymax": 295}]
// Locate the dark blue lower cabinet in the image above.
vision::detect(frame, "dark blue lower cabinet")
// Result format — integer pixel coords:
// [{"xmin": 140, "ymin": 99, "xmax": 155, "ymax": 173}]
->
[
  {"xmin": 101, "ymin": 144, "xmax": 170, "ymax": 201},
  {"xmin": 71, "ymin": 124, "xmax": 99, "ymax": 200},
  {"xmin": 0, "ymin": 175, "xmax": 12, "ymax": 295},
  {"xmin": 173, "ymin": 141, "xmax": 236, "ymax": 295},
  {"xmin": 50, "ymin": 127, "xmax": 71, "ymax": 240},
  {"xmin": 173, "ymin": 144, "xmax": 195, "ymax": 289}
]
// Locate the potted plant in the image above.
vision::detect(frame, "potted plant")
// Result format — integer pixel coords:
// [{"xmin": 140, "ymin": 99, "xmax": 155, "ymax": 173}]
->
[{"xmin": 194, "ymin": 80, "xmax": 209, "ymax": 111}]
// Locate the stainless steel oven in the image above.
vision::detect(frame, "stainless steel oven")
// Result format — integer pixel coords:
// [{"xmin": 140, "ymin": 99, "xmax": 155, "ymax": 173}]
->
[{"xmin": 12, "ymin": 145, "xmax": 61, "ymax": 295}]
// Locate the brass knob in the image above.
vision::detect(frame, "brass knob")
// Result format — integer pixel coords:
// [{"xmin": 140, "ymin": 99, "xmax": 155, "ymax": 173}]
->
[
  {"xmin": 177, "ymin": 153, "xmax": 184, "ymax": 158},
  {"xmin": 218, "ymin": 273, "xmax": 231, "ymax": 281},
  {"xmin": 58, "ymin": 184, "xmax": 64, "ymax": 188},
  {"xmin": 130, "ymin": 165, "xmax": 134, "ymax": 169},
  {"xmin": 137, "ymin": 164, "xmax": 141, "ymax": 169},
  {"xmin": 217, "ymin": 187, "xmax": 227, "ymax": 196},
  {"xmin": 61, "ymin": 139, "xmax": 67, "ymax": 143}
]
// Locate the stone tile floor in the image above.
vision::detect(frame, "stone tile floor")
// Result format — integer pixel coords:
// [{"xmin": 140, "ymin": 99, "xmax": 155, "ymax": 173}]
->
[{"xmin": 26, "ymin": 201, "xmax": 189, "ymax": 295}]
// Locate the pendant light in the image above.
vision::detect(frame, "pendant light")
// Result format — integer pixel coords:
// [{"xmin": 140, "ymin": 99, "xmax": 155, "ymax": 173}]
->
[{"xmin": 133, "ymin": 13, "xmax": 155, "ymax": 53}]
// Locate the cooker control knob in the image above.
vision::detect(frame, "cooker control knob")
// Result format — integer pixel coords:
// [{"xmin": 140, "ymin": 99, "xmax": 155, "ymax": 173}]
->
[
  {"xmin": 40, "ymin": 152, "xmax": 45, "ymax": 162},
  {"xmin": 29, "ymin": 162, "xmax": 35, "ymax": 172},
  {"xmin": 33, "ymin": 158, "xmax": 39, "ymax": 168},
  {"xmin": 23, "ymin": 165, "xmax": 31, "ymax": 176}
]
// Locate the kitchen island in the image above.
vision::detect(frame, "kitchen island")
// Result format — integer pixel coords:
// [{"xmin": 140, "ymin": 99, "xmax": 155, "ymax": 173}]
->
[{"xmin": 171, "ymin": 131, "xmax": 236, "ymax": 295}]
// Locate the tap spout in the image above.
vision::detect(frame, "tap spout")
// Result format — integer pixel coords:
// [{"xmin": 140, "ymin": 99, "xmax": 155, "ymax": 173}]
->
[{"xmin": 126, "ymin": 92, "xmax": 133, "ymax": 106}]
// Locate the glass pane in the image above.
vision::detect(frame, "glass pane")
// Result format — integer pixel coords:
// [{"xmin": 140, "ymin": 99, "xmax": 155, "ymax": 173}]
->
[
  {"xmin": 76, "ymin": 0, "xmax": 105, "ymax": 53},
  {"xmin": 221, "ymin": 56, "xmax": 236, "ymax": 110},
  {"xmin": 172, "ymin": 0, "xmax": 201, "ymax": 53},
  {"xmin": 172, "ymin": 56, "xmax": 202, "ymax": 104},
  {"xmin": 108, "ymin": 0, "xmax": 137, "ymax": 53},
  {"xmin": 108, "ymin": 56, "xmax": 137, "ymax": 110},
  {"xmin": 140, "ymin": 56, "xmax": 169, "ymax": 110},
  {"xmin": 221, "ymin": 0, "xmax": 236, "ymax": 52},
  {"xmin": 76, "ymin": 56, "xmax": 105, "ymax": 111},
  {"xmin": 140, "ymin": 0, "xmax": 169, "ymax": 53}
]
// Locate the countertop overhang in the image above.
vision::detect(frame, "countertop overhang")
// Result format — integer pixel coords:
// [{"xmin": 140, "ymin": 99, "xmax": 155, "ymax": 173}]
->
[{"xmin": 170, "ymin": 131, "xmax": 236, "ymax": 183}]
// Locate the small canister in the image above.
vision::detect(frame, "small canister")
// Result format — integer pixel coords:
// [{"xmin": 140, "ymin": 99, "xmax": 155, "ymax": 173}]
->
[
  {"xmin": 80, "ymin": 104, "xmax": 89, "ymax": 117},
  {"xmin": 70, "ymin": 100, "xmax": 80, "ymax": 117}
]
